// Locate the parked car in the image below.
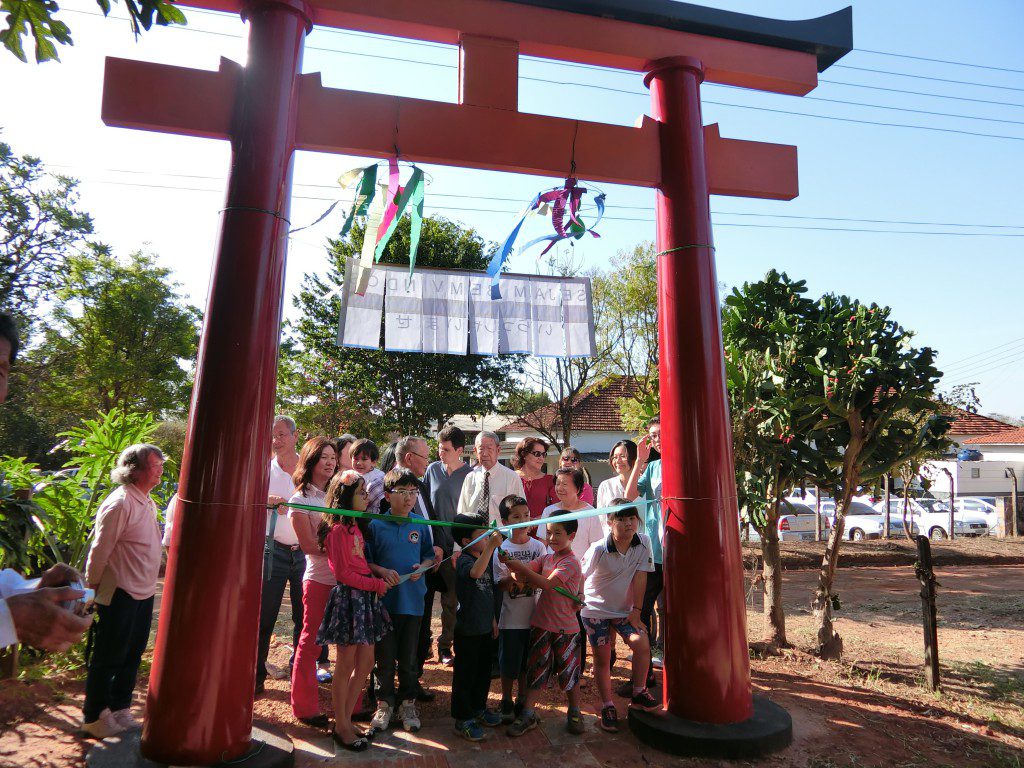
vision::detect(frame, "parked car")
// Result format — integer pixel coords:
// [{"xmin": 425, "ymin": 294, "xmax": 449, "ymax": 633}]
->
[
  {"xmin": 777, "ymin": 500, "xmax": 831, "ymax": 542},
  {"xmin": 841, "ymin": 501, "xmax": 915, "ymax": 540},
  {"xmin": 955, "ymin": 497, "xmax": 1000, "ymax": 536},
  {"xmin": 877, "ymin": 499, "xmax": 989, "ymax": 540}
]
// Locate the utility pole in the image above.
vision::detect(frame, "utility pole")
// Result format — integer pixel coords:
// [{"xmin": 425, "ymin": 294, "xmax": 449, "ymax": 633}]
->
[
  {"xmin": 1006, "ymin": 468, "xmax": 1019, "ymax": 537},
  {"xmin": 940, "ymin": 467, "xmax": 955, "ymax": 541},
  {"xmin": 883, "ymin": 476, "xmax": 891, "ymax": 539}
]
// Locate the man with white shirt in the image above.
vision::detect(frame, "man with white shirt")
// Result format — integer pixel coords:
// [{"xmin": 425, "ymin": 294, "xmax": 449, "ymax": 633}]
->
[
  {"xmin": 255, "ymin": 415, "xmax": 304, "ymax": 694},
  {"xmin": 457, "ymin": 431, "xmax": 525, "ymax": 526}
]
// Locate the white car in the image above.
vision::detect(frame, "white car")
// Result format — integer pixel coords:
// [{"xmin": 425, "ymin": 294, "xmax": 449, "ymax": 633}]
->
[
  {"xmin": 955, "ymin": 497, "xmax": 1000, "ymax": 536},
  {"xmin": 841, "ymin": 501, "xmax": 913, "ymax": 541},
  {"xmin": 878, "ymin": 499, "xmax": 989, "ymax": 540},
  {"xmin": 777, "ymin": 500, "xmax": 831, "ymax": 542}
]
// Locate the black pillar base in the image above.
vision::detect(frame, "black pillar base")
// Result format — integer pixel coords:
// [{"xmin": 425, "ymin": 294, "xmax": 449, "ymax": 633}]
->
[
  {"xmin": 628, "ymin": 695, "xmax": 792, "ymax": 759},
  {"xmin": 86, "ymin": 721, "xmax": 293, "ymax": 768}
]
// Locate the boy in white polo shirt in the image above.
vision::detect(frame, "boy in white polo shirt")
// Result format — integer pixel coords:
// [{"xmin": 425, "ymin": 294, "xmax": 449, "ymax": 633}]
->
[{"xmin": 580, "ymin": 500, "xmax": 658, "ymax": 733}]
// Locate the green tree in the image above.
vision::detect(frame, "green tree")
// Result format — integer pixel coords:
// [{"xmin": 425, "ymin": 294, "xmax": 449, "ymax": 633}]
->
[
  {"xmin": 29, "ymin": 248, "xmax": 201, "ymax": 422},
  {"xmin": 283, "ymin": 216, "xmax": 523, "ymax": 442},
  {"xmin": 1, "ymin": 0, "xmax": 185, "ymax": 63},
  {"xmin": 797, "ymin": 295, "xmax": 951, "ymax": 658},
  {"xmin": 723, "ymin": 270, "xmax": 818, "ymax": 648},
  {"xmin": 0, "ymin": 141, "xmax": 95, "ymax": 321}
]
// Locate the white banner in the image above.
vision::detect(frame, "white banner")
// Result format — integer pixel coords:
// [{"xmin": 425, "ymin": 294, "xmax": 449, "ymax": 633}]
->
[
  {"xmin": 337, "ymin": 257, "xmax": 385, "ymax": 348},
  {"xmin": 339, "ymin": 266, "xmax": 595, "ymax": 358}
]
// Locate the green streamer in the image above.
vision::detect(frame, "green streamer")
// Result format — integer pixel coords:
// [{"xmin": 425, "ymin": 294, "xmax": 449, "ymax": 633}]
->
[
  {"xmin": 373, "ymin": 167, "xmax": 425, "ymax": 264},
  {"xmin": 339, "ymin": 164, "xmax": 378, "ymax": 238}
]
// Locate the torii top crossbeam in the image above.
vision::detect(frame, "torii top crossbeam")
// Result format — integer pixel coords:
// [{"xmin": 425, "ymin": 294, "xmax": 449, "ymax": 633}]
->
[{"xmin": 112, "ymin": 2, "xmax": 851, "ymax": 765}]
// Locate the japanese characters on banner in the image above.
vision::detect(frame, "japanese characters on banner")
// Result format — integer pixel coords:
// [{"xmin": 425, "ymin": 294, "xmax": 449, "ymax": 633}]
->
[{"xmin": 336, "ymin": 257, "xmax": 595, "ymax": 358}]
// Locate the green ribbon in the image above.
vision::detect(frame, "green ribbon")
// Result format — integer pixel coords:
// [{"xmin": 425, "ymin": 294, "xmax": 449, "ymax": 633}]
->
[
  {"xmin": 338, "ymin": 164, "xmax": 378, "ymax": 239},
  {"xmin": 373, "ymin": 167, "xmax": 426, "ymax": 275}
]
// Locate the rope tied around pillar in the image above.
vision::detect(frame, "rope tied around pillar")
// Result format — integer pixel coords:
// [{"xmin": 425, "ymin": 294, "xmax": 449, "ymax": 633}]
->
[
  {"xmin": 656, "ymin": 244, "xmax": 715, "ymax": 257},
  {"xmin": 220, "ymin": 205, "xmax": 292, "ymax": 225}
]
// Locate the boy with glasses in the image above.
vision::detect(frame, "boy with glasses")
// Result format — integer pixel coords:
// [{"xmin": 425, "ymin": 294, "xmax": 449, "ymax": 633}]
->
[{"xmin": 365, "ymin": 468, "xmax": 436, "ymax": 733}]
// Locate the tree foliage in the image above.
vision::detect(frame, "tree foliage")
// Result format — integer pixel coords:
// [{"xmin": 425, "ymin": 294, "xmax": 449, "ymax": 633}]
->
[
  {"xmin": 282, "ymin": 216, "xmax": 523, "ymax": 442},
  {"xmin": 2, "ymin": 407, "xmax": 176, "ymax": 571},
  {"xmin": 27, "ymin": 248, "xmax": 201, "ymax": 423},
  {"xmin": 0, "ymin": 140, "xmax": 95, "ymax": 321},
  {"xmin": 1, "ymin": 0, "xmax": 185, "ymax": 63},
  {"xmin": 723, "ymin": 271, "xmax": 818, "ymax": 647}
]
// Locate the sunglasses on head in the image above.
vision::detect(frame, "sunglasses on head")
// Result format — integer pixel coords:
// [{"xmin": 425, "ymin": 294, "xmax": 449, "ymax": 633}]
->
[{"xmin": 562, "ymin": 456, "xmax": 580, "ymax": 463}]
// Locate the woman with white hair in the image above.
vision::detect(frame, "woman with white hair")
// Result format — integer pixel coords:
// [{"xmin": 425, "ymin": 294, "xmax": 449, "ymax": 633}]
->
[{"xmin": 82, "ymin": 443, "xmax": 165, "ymax": 739}]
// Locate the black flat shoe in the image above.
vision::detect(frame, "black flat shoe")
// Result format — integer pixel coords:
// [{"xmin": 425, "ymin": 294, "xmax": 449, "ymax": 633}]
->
[
  {"xmin": 298, "ymin": 714, "xmax": 330, "ymax": 730},
  {"xmin": 332, "ymin": 732, "xmax": 369, "ymax": 752},
  {"xmin": 414, "ymin": 687, "xmax": 436, "ymax": 703}
]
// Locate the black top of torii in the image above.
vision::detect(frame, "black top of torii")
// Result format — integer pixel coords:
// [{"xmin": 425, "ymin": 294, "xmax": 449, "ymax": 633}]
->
[{"xmin": 500, "ymin": 0, "xmax": 853, "ymax": 70}]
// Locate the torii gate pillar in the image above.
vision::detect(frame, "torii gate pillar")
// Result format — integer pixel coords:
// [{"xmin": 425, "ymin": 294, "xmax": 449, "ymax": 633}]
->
[
  {"xmin": 139, "ymin": 0, "xmax": 312, "ymax": 764},
  {"xmin": 627, "ymin": 56, "xmax": 792, "ymax": 756}
]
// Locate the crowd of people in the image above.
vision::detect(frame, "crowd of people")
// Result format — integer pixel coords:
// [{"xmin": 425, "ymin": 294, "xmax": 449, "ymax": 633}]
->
[
  {"xmin": 244, "ymin": 416, "xmax": 666, "ymax": 749},
  {"xmin": 0, "ymin": 311, "xmax": 670, "ymax": 749}
]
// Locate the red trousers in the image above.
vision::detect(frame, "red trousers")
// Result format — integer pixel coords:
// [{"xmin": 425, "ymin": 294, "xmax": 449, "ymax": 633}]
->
[{"xmin": 290, "ymin": 579, "xmax": 331, "ymax": 718}]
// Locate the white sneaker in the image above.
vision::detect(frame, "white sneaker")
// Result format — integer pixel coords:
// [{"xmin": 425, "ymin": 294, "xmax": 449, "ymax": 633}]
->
[
  {"xmin": 399, "ymin": 700, "xmax": 420, "ymax": 733},
  {"xmin": 111, "ymin": 708, "xmax": 141, "ymax": 730},
  {"xmin": 82, "ymin": 709, "xmax": 125, "ymax": 739},
  {"xmin": 370, "ymin": 701, "xmax": 393, "ymax": 731}
]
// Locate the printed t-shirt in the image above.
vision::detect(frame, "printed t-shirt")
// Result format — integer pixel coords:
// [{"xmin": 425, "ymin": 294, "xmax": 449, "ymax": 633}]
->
[
  {"xmin": 364, "ymin": 513, "xmax": 433, "ymax": 616},
  {"xmin": 529, "ymin": 551, "xmax": 582, "ymax": 634},
  {"xmin": 580, "ymin": 532, "xmax": 655, "ymax": 619},
  {"xmin": 288, "ymin": 487, "xmax": 332, "ymax": 585},
  {"xmin": 493, "ymin": 537, "xmax": 547, "ymax": 629},
  {"xmin": 454, "ymin": 550, "xmax": 496, "ymax": 636}
]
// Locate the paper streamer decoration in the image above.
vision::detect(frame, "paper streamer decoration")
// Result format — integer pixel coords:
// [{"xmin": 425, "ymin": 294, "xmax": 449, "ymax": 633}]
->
[
  {"xmin": 488, "ymin": 177, "xmax": 606, "ymax": 299},
  {"xmin": 338, "ymin": 259, "xmax": 596, "ymax": 358},
  {"xmin": 334, "ymin": 161, "xmax": 427, "ymax": 296}
]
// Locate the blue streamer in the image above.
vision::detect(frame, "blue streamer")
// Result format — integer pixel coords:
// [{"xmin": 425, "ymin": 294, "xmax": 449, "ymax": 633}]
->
[{"xmin": 488, "ymin": 193, "xmax": 541, "ymax": 299}]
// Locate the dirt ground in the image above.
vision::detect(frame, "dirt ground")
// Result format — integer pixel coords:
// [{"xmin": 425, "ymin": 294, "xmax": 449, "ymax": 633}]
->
[{"xmin": 2, "ymin": 556, "xmax": 1022, "ymax": 768}]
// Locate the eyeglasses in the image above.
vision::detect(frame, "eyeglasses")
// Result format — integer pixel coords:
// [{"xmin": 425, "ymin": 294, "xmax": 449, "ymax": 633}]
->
[
  {"xmin": 529, "ymin": 450, "xmax": 547, "ymax": 458},
  {"xmin": 390, "ymin": 488, "xmax": 420, "ymax": 498},
  {"xmin": 562, "ymin": 456, "xmax": 581, "ymax": 464},
  {"xmin": 409, "ymin": 451, "xmax": 431, "ymax": 462}
]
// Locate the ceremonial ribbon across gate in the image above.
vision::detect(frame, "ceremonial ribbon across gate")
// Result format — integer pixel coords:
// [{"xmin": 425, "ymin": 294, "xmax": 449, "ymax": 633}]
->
[{"xmin": 274, "ymin": 498, "xmax": 656, "ymax": 596}]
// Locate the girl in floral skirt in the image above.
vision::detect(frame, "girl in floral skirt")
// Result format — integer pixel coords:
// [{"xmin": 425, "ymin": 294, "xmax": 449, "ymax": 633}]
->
[{"xmin": 317, "ymin": 471, "xmax": 392, "ymax": 752}]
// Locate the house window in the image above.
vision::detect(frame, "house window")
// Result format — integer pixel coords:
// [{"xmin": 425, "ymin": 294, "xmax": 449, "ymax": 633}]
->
[{"xmin": 971, "ymin": 468, "xmax": 980, "ymax": 479}]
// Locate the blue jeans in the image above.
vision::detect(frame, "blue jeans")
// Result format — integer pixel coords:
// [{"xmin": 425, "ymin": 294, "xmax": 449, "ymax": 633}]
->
[{"xmin": 256, "ymin": 542, "xmax": 307, "ymax": 684}]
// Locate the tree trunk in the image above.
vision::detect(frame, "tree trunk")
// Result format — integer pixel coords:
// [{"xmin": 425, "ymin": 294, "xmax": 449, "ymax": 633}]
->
[
  {"xmin": 903, "ymin": 486, "xmax": 914, "ymax": 541},
  {"xmin": 812, "ymin": 475, "xmax": 860, "ymax": 659},
  {"xmin": 759, "ymin": 491, "xmax": 788, "ymax": 647}
]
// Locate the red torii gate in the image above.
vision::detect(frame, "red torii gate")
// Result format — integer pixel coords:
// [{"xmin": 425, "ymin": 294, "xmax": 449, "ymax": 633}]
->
[{"xmin": 103, "ymin": 1, "xmax": 851, "ymax": 763}]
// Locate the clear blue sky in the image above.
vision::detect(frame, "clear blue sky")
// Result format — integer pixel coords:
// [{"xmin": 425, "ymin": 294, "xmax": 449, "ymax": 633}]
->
[{"xmin": 2, "ymin": 0, "xmax": 1022, "ymax": 416}]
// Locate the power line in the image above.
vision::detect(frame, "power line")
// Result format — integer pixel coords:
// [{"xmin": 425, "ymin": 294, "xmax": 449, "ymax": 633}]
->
[
  {"xmin": 853, "ymin": 48, "xmax": 1024, "ymax": 76},
  {"xmin": 73, "ymin": 178, "xmax": 1024, "ymax": 237},
  {"xmin": 944, "ymin": 355, "xmax": 1024, "ymax": 383},
  {"xmin": 942, "ymin": 341, "xmax": 1024, "ymax": 374},
  {"xmin": 56, "ymin": 162, "xmax": 1024, "ymax": 231},
  {"xmin": 816, "ymin": 78, "xmax": 1024, "ymax": 110},
  {"xmin": 833, "ymin": 64, "xmax": 1024, "ymax": 93},
  {"xmin": 55, "ymin": 165, "xmax": 1024, "ymax": 230},
  {"xmin": 942, "ymin": 336, "xmax": 1024, "ymax": 367}
]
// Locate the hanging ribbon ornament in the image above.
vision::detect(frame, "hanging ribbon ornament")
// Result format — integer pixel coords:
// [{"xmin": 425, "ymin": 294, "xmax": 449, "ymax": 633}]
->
[
  {"xmin": 336, "ymin": 158, "xmax": 426, "ymax": 295},
  {"xmin": 488, "ymin": 176, "xmax": 605, "ymax": 299}
]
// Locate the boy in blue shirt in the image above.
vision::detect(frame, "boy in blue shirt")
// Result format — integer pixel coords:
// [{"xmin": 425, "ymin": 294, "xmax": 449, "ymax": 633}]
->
[{"xmin": 365, "ymin": 468, "xmax": 436, "ymax": 733}]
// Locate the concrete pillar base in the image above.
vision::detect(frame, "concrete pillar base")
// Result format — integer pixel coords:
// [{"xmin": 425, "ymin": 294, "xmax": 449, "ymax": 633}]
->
[
  {"xmin": 629, "ymin": 695, "xmax": 792, "ymax": 759},
  {"xmin": 86, "ymin": 722, "xmax": 293, "ymax": 768}
]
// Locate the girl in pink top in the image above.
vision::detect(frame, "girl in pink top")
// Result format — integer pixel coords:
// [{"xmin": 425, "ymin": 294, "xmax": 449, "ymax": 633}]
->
[
  {"xmin": 316, "ymin": 472, "xmax": 391, "ymax": 752},
  {"xmin": 559, "ymin": 446, "xmax": 594, "ymax": 506}
]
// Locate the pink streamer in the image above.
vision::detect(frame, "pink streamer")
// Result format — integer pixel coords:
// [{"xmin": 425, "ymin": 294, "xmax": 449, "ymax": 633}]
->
[{"xmin": 375, "ymin": 157, "xmax": 401, "ymax": 244}]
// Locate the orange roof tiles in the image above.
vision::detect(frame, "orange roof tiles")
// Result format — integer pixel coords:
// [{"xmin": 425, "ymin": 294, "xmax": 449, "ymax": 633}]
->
[
  {"xmin": 505, "ymin": 376, "xmax": 643, "ymax": 433},
  {"xmin": 964, "ymin": 427, "xmax": 1024, "ymax": 445}
]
